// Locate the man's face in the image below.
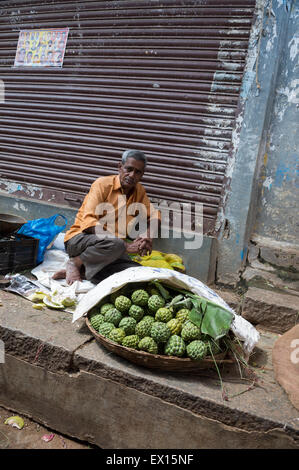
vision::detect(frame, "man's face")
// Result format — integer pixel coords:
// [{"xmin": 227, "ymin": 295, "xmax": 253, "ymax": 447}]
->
[{"xmin": 118, "ymin": 157, "xmax": 145, "ymax": 193}]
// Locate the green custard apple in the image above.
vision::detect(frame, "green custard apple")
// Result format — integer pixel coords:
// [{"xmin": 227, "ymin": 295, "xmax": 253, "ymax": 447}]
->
[
  {"xmin": 138, "ymin": 336, "xmax": 158, "ymax": 354},
  {"xmin": 98, "ymin": 322, "xmax": 115, "ymax": 338},
  {"xmin": 131, "ymin": 289, "xmax": 149, "ymax": 307},
  {"xmin": 148, "ymin": 294, "xmax": 165, "ymax": 314},
  {"xmin": 104, "ymin": 308, "xmax": 123, "ymax": 326},
  {"xmin": 122, "ymin": 335, "xmax": 140, "ymax": 349},
  {"xmin": 135, "ymin": 316, "xmax": 155, "ymax": 338},
  {"xmin": 150, "ymin": 321, "xmax": 171, "ymax": 344},
  {"xmin": 108, "ymin": 327, "xmax": 126, "ymax": 344},
  {"xmin": 181, "ymin": 321, "xmax": 201, "ymax": 343},
  {"xmin": 110, "ymin": 289, "xmax": 125, "ymax": 304},
  {"xmin": 186, "ymin": 340, "xmax": 208, "ymax": 360},
  {"xmin": 100, "ymin": 303, "xmax": 115, "ymax": 315},
  {"xmin": 155, "ymin": 307, "xmax": 173, "ymax": 323},
  {"xmin": 176, "ymin": 308, "xmax": 190, "ymax": 324},
  {"xmin": 128, "ymin": 304, "xmax": 144, "ymax": 322},
  {"xmin": 90, "ymin": 313, "xmax": 105, "ymax": 331},
  {"xmin": 146, "ymin": 286, "xmax": 159, "ymax": 296},
  {"xmin": 166, "ymin": 318, "xmax": 182, "ymax": 335},
  {"xmin": 164, "ymin": 335, "xmax": 186, "ymax": 357},
  {"xmin": 118, "ymin": 316, "xmax": 137, "ymax": 335},
  {"xmin": 114, "ymin": 295, "xmax": 132, "ymax": 313}
]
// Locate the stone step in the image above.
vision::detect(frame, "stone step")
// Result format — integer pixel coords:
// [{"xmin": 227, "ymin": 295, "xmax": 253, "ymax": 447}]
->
[
  {"xmin": 242, "ymin": 287, "xmax": 299, "ymax": 334},
  {"xmin": 242, "ymin": 264, "xmax": 299, "ymax": 297},
  {"xmin": 210, "ymin": 288, "xmax": 242, "ymax": 313},
  {"xmin": 1, "ymin": 289, "xmax": 299, "ymax": 449}
]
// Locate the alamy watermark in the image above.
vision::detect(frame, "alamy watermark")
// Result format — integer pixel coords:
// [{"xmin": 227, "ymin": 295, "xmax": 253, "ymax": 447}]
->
[
  {"xmin": 290, "ymin": 339, "xmax": 299, "ymax": 365},
  {"xmin": 0, "ymin": 79, "xmax": 4, "ymax": 103},
  {"xmin": 94, "ymin": 196, "xmax": 203, "ymax": 249},
  {"xmin": 0, "ymin": 339, "xmax": 4, "ymax": 363}
]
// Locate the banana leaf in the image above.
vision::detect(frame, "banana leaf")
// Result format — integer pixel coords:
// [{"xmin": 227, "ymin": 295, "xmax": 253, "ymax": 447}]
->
[{"xmin": 200, "ymin": 302, "xmax": 233, "ymax": 340}]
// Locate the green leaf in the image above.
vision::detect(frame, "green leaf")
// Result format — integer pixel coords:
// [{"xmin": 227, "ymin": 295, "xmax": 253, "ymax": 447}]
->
[
  {"xmin": 188, "ymin": 307, "xmax": 202, "ymax": 327},
  {"xmin": 174, "ymin": 298, "xmax": 193, "ymax": 310},
  {"xmin": 167, "ymin": 294, "xmax": 184, "ymax": 307},
  {"xmin": 152, "ymin": 280, "xmax": 172, "ymax": 300},
  {"xmin": 200, "ymin": 298, "xmax": 208, "ymax": 315},
  {"xmin": 201, "ymin": 303, "xmax": 233, "ymax": 340}
]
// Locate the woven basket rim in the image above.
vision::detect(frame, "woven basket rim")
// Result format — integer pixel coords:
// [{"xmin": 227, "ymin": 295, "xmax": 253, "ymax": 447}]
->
[{"xmin": 86, "ymin": 316, "xmax": 233, "ymax": 370}]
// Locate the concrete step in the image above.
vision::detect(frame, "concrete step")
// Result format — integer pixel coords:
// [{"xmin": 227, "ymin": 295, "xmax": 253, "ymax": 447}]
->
[
  {"xmin": 242, "ymin": 287, "xmax": 299, "ymax": 334},
  {"xmin": 0, "ymin": 289, "xmax": 299, "ymax": 449},
  {"xmin": 242, "ymin": 264, "xmax": 299, "ymax": 297}
]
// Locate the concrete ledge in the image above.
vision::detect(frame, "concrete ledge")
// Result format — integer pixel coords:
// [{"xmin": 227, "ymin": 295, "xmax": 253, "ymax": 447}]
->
[
  {"xmin": 242, "ymin": 287, "xmax": 299, "ymax": 334},
  {"xmin": 0, "ymin": 290, "xmax": 299, "ymax": 448}
]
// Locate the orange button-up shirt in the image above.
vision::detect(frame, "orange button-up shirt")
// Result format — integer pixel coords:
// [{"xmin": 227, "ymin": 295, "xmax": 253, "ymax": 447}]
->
[{"xmin": 64, "ymin": 175, "xmax": 160, "ymax": 243}]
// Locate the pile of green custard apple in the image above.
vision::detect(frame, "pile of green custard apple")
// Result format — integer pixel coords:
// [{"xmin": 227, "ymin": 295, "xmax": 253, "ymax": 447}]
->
[{"xmin": 89, "ymin": 281, "xmax": 226, "ymax": 361}]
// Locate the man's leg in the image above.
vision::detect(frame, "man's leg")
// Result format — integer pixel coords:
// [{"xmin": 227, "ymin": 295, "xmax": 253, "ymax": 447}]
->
[{"xmin": 64, "ymin": 233, "xmax": 128, "ymax": 285}]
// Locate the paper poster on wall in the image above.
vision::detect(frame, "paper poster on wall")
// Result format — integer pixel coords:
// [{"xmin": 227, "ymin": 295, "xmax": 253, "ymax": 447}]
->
[{"xmin": 14, "ymin": 28, "xmax": 69, "ymax": 68}]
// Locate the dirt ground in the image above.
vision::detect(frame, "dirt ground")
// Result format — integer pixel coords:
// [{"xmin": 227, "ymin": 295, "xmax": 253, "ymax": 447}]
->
[{"xmin": 0, "ymin": 405, "xmax": 97, "ymax": 449}]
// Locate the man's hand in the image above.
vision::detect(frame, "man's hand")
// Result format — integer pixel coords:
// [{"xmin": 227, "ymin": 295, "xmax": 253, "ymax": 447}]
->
[
  {"xmin": 136, "ymin": 236, "xmax": 152, "ymax": 257},
  {"xmin": 125, "ymin": 236, "xmax": 152, "ymax": 257},
  {"xmin": 125, "ymin": 239, "xmax": 143, "ymax": 254}
]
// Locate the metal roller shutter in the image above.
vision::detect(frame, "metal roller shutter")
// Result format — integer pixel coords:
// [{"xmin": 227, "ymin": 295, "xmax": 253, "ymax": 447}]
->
[{"xmin": 0, "ymin": 0, "xmax": 256, "ymax": 233}]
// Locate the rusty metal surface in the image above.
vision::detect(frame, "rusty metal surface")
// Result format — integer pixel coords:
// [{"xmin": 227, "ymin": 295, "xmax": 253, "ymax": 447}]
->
[{"xmin": 0, "ymin": 0, "xmax": 256, "ymax": 233}]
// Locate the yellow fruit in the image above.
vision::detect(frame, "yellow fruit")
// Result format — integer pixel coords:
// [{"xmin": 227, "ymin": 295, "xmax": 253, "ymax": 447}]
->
[{"xmin": 32, "ymin": 303, "xmax": 45, "ymax": 310}]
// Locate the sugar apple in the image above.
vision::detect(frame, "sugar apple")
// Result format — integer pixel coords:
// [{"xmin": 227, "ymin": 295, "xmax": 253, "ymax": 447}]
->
[
  {"xmin": 100, "ymin": 303, "xmax": 115, "ymax": 315},
  {"xmin": 128, "ymin": 304, "xmax": 144, "ymax": 322},
  {"xmin": 150, "ymin": 321, "xmax": 171, "ymax": 344},
  {"xmin": 138, "ymin": 336, "xmax": 158, "ymax": 354},
  {"xmin": 90, "ymin": 313, "xmax": 105, "ymax": 331},
  {"xmin": 98, "ymin": 322, "xmax": 115, "ymax": 338},
  {"xmin": 114, "ymin": 295, "xmax": 132, "ymax": 313},
  {"xmin": 108, "ymin": 327, "xmax": 126, "ymax": 344},
  {"xmin": 186, "ymin": 340, "xmax": 208, "ymax": 360},
  {"xmin": 131, "ymin": 289, "xmax": 149, "ymax": 307},
  {"xmin": 155, "ymin": 307, "xmax": 173, "ymax": 323},
  {"xmin": 104, "ymin": 308, "xmax": 123, "ymax": 326},
  {"xmin": 176, "ymin": 308, "xmax": 190, "ymax": 324},
  {"xmin": 166, "ymin": 318, "xmax": 182, "ymax": 335},
  {"xmin": 135, "ymin": 316, "xmax": 154, "ymax": 338},
  {"xmin": 122, "ymin": 334, "xmax": 140, "ymax": 349},
  {"xmin": 164, "ymin": 335, "xmax": 186, "ymax": 357},
  {"xmin": 110, "ymin": 289, "xmax": 125, "ymax": 304},
  {"xmin": 148, "ymin": 294, "xmax": 165, "ymax": 313},
  {"xmin": 146, "ymin": 286, "xmax": 159, "ymax": 295},
  {"xmin": 181, "ymin": 321, "xmax": 201, "ymax": 343},
  {"xmin": 119, "ymin": 316, "xmax": 137, "ymax": 335}
]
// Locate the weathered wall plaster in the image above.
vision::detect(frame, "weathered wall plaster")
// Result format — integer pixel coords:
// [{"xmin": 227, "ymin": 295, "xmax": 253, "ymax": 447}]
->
[
  {"xmin": 216, "ymin": 0, "xmax": 294, "ymax": 285},
  {"xmin": 253, "ymin": 1, "xmax": 299, "ymax": 245}
]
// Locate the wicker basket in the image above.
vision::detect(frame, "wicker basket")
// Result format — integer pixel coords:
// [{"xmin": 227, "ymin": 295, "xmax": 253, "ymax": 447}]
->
[{"xmin": 86, "ymin": 317, "xmax": 233, "ymax": 372}]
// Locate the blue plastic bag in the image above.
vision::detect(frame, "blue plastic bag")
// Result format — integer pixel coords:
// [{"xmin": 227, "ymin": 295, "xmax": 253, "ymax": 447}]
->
[{"xmin": 17, "ymin": 214, "xmax": 67, "ymax": 264}]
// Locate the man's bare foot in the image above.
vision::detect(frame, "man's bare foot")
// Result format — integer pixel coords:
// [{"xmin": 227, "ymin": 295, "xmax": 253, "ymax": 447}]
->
[
  {"xmin": 66, "ymin": 257, "xmax": 83, "ymax": 285},
  {"xmin": 52, "ymin": 269, "xmax": 66, "ymax": 280}
]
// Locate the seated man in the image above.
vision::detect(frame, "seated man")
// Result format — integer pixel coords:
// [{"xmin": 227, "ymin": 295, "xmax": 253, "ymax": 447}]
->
[{"xmin": 53, "ymin": 149, "xmax": 160, "ymax": 285}]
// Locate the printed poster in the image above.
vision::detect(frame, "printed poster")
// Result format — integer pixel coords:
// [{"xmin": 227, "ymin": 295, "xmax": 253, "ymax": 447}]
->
[{"xmin": 14, "ymin": 28, "xmax": 69, "ymax": 68}]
